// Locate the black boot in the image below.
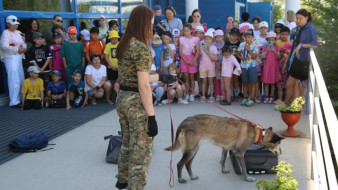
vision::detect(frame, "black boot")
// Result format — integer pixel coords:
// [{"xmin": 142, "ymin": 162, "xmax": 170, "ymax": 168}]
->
[{"xmin": 115, "ymin": 182, "xmax": 128, "ymax": 189}]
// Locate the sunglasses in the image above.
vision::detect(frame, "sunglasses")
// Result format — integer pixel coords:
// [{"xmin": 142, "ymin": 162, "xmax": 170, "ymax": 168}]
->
[
  {"xmin": 10, "ymin": 19, "xmax": 20, "ymax": 23},
  {"xmin": 275, "ymin": 25, "xmax": 283, "ymax": 28},
  {"xmin": 193, "ymin": 15, "xmax": 200, "ymax": 18},
  {"xmin": 56, "ymin": 19, "xmax": 63, "ymax": 23}
]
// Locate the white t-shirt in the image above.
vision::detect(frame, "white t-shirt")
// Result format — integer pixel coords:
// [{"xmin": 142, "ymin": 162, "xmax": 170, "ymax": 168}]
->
[
  {"xmin": 288, "ymin": 22, "xmax": 297, "ymax": 30},
  {"xmin": 162, "ymin": 44, "xmax": 176, "ymax": 67},
  {"xmin": 85, "ymin": 64, "xmax": 107, "ymax": 86},
  {"xmin": 253, "ymin": 29, "xmax": 260, "ymax": 38}
]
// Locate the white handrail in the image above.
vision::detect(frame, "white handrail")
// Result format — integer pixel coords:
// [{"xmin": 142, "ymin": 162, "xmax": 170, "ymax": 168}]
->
[{"xmin": 308, "ymin": 48, "xmax": 338, "ymax": 190}]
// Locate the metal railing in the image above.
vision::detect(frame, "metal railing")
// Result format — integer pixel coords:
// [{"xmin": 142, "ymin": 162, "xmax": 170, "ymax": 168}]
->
[{"xmin": 308, "ymin": 48, "xmax": 338, "ymax": 190}]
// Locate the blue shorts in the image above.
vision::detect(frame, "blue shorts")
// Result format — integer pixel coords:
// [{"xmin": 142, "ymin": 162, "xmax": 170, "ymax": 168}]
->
[{"xmin": 241, "ymin": 67, "xmax": 257, "ymax": 83}]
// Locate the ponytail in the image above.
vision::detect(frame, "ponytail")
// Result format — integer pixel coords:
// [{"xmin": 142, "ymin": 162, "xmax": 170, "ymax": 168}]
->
[{"xmin": 296, "ymin": 8, "xmax": 312, "ymax": 23}]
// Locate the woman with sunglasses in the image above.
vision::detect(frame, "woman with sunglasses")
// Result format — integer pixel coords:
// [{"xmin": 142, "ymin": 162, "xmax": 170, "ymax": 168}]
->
[
  {"xmin": 1, "ymin": 15, "xmax": 27, "ymax": 107},
  {"xmin": 42, "ymin": 15, "xmax": 64, "ymax": 45},
  {"xmin": 191, "ymin": 9, "xmax": 207, "ymax": 36},
  {"xmin": 274, "ymin": 20, "xmax": 285, "ymax": 40}
]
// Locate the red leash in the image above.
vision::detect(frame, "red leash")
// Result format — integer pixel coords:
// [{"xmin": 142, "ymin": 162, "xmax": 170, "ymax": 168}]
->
[
  {"xmin": 166, "ymin": 84, "xmax": 175, "ymax": 188},
  {"xmin": 177, "ymin": 78, "xmax": 256, "ymax": 127}
]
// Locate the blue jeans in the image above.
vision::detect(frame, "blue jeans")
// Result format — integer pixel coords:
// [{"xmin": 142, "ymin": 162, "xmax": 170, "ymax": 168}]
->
[
  {"xmin": 241, "ymin": 67, "xmax": 257, "ymax": 83},
  {"xmin": 153, "ymin": 87, "xmax": 164, "ymax": 101}
]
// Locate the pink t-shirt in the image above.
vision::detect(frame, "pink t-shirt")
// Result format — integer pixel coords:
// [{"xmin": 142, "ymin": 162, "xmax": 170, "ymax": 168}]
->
[
  {"xmin": 49, "ymin": 44, "xmax": 64, "ymax": 70},
  {"xmin": 199, "ymin": 45, "xmax": 217, "ymax": 69},
  {"xmin": 179, "ymin": 36, "xmax": 200, "ymax": 55},
  {"xmin": 221, "ymin": 54, "xmax": 241, "ymax": 77}
]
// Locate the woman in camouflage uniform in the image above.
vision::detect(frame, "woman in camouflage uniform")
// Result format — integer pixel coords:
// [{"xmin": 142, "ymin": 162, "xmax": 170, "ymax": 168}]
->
[{"xmin": 114, "ymin": 5, "xmax": 159, "ymax": 190}]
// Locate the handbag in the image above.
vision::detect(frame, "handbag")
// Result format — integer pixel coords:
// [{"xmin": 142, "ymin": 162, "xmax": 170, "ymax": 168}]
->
[
  {"xmin": 104, "ymin": 134, "xmax": 122, "ymax": 164},
  {"xmin": 289, "ymin": 55, "xmax": 309, "ymax": 81}
]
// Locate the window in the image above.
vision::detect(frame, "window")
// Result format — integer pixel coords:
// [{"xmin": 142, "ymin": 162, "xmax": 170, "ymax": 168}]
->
[
  {"xmin": 77, "ymin": 0, "xmax": 118, "ymax": 13},
  {"xmin": 121, "ymin": 0, "xmax": 143, "ymax": 14},
  {"xmin": 3, "ymin": 0, "xmax": 73, "ymax": 12}
]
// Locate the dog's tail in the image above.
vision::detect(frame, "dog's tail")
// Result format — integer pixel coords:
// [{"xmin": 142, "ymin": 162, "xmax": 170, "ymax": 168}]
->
[{"xmin": 164, "ymin": 126, "xmax": 182, "ymax": 151}]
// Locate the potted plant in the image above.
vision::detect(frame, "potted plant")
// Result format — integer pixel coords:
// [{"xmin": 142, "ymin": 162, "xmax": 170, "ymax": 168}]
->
[
  {"xmin": 276, "ymin": 97, "xmax": 305, "ymax": 137},
  {"xmin": 256, "ymin": 161, "xmax": 299, "ymax": 190}
]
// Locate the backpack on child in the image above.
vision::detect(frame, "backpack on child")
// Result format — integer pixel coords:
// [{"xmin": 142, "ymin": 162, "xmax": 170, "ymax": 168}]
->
[
  {"xmin": 8, "ymin": 132, "xmax": 55, "ymax": 153},
  {"xmin": 104, "ymin": 132, "xmax": 122, "ymax": 164}
]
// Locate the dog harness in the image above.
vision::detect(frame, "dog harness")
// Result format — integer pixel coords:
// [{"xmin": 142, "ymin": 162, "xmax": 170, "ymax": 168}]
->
[{"xmin": 256, "ymin": 126, "xmax": 265, "ymax": 145}]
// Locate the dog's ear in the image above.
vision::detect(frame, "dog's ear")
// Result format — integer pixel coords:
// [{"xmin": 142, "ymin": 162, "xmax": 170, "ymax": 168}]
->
[
  {"xmin": 270, "ymin": 134, "xmax": 284, "ymax": 143},
  {"xmin": 268, "ymin": 127, "xmax": 273, "ymax": 131}
]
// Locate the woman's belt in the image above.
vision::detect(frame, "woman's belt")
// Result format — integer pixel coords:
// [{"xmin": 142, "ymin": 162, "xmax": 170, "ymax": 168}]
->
[{"xmin": 120, "ymin": 85, "xmax": 139, "ymax": 92}]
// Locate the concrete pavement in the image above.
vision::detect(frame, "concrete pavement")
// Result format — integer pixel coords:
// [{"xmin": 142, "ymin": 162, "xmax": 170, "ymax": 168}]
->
[{"xmin": 0, "ymin": 100, "xmax": 314, "ymax": 190}]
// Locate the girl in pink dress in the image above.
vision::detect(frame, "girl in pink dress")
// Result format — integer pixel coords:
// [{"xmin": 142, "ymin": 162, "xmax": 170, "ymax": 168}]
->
[
  {"xmin": 179, "ymin": 23, "xmax": 200, "ymax": 102},
  {"xmin": 49, "ymin": 32, "xmax": 66, "ymax": 81},
  {"xmin": 261, "ymin": 31, "xmax": 280, "ymax": 103}
]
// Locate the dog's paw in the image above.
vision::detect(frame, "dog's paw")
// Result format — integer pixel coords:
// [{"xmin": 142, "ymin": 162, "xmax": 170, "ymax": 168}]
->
[
  {"xmin": 222, "ymin": 169, "xmax": 230, "ymax": 174},
  {"xmin": 190, "ymin": 175, "xmax": 199, "ymax": 180},
  {"xmin": 178, "ymin": 178, "xmax": 187, "ymax": 183},
  {"xmin": 245, "ymin": 176, "xmax": 256, "ymax": 182}
]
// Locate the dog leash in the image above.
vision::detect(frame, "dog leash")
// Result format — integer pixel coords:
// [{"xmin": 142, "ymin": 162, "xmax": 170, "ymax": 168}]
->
[
  {"xmin": 177, "ymin": 78, "xmax": 257, "ymax": 127},
  {"xmin": 166, "ymin": 84, "xmax": 175, "ymax": 188}
]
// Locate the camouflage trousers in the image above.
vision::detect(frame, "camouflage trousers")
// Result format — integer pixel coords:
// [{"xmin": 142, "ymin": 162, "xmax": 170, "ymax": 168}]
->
[{"xmin": 116, "ymin": 90, "xmax": 153, "ymax": 190}]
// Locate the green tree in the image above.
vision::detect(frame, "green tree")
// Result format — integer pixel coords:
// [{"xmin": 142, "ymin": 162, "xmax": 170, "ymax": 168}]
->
[
  {"xmin": 302, "ymin": 0, "xmax": 338, "ymax": 100},
  {"xmin": 264, "ymin": 0, "xmax": 286, "ymax": 23}
]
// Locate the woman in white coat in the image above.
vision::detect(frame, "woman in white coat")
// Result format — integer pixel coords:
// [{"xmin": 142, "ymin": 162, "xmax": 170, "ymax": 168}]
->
[{"xmin": 1, "ymin": 15, "xmax": 27, "ymax": 107}]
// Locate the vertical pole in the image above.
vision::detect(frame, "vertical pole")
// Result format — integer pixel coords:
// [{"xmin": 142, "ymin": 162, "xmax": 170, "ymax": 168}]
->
[
  {"xmin": 118, "ymin": 0, "xmax": 122, "ymax": 33},
  {"xmin": 185, "ymin": 0, "xmax": 198, "ymax": 22},
  {"xmin": 0, "ymin": 0, "xmax": 5, "ymax": 32},
  {"xmin": 73, "ymin": 0, "xmax": 79, "ymax": 32},
  {"xmin": 285, "ymin": 0, "xmax": 300, "ymax": 24}
]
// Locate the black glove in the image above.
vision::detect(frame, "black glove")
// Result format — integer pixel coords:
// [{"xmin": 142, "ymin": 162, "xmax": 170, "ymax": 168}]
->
[
  {"xmin": 147, "ymin": 115, "xmax": 158, "ymax": 137},
  {"xmin": 159, "ymin": 74, "xmax": 177, "ymax": 84},
  {"xmin": 95, "ymin": 86, "xmax": 101, "ymax": 90}
]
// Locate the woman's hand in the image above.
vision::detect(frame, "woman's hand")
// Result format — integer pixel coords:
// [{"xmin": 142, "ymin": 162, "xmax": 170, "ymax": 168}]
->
[{"xmin": 294, "ymin": 44, "xmax": 301, "ymax": 55}]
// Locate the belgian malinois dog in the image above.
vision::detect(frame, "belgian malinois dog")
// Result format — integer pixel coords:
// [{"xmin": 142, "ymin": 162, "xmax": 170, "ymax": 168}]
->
[{"xmin": 165, "ymin": 114, "xmax": 284, "ymax": 183}]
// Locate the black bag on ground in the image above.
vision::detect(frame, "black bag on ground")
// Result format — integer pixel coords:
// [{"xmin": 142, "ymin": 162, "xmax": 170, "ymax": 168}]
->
[
  {"xmin": 104, "ymin": 134, "xmax": 122, "ymax": 164},
  {"xmin": 230, "ymin": 144, "xmax": 278, "ymax": 174},
  {"xmin": 48, "ymin": 97, "xmax": 66, "ymax": 108},
  {"xmin": 8, "ymin": 132, "xmax": 54, "ymax": 153}
]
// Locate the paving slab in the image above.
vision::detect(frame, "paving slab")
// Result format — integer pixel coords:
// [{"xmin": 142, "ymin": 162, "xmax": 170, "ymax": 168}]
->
[{"xmin": 0, "ymin": 101, "xmax": 314, "ymax": 190}]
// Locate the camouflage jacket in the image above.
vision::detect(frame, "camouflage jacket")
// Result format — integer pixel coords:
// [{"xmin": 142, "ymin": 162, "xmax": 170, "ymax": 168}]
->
[{"xmin": 118, "ymin": 37, "xmax": 152, "ymax": 88}]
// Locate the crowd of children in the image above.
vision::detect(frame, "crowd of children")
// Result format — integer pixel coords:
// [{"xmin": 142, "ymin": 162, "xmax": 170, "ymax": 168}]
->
[{"xmin": 16, "ymin": 5, "xmax": 296, "ymax": 110}]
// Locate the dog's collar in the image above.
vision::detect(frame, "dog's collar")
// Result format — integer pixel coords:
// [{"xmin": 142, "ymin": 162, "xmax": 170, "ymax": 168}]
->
[{"xmin": 256, "ymin": 126, "xmax": 265, "ymax": 145}]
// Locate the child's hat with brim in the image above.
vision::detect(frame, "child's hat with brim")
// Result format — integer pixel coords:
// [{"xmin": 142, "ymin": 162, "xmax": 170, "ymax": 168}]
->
[
  {"xmin": 266, "ymin": 31, "xmax": 277, "ymax": 39},
  {"xmin": 152, "ymin": 34, "xmax": 162, "ymax": 45},
  {"xmin": 108, "ymin": 30, "xmax": 120, "ymax": 39}
]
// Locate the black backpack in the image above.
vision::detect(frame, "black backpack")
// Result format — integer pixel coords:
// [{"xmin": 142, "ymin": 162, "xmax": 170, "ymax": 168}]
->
[
  {"xmin": 104, "ymin": 133, "xmax": 122, "ymax": 164},
  {"xmin": 8, "ymin": 132, "xmax": 55, "ymax": 153}
]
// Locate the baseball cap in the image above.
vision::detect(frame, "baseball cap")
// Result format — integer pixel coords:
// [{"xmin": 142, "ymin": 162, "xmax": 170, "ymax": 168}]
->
[
  {"xmin": 259, "ymin": 21, "xmax": 269, "ymax": 29},
  {"xmin": 52, "ymin": 32, "xmax": 61, "ymax": 38},
  {"xmin": 51, "ymin": 70, "xmax": 62, "ymax": 77},
  {"xmin": 6, "ymin": 15, "xmax": 20, "ymax": 25},
  {"xmin": 204, "ymin": 31, "xmax": 213, "ymax": 38},
  {"xmin": 152, "ymin": 34, "xmax": 162, "ymax": 45},
  {"xmin": 99, "ymin": 15, "xmax": 105, "ymax": 20},
  {"xmin": 80, "ymin": 29, "xmax": 90, "ymax": 41},
  {"xmin": 90, "ymin": 27, "xmax": 99, "ymax": 34},
  {"xmin": 207, "ymin": 28, "xmax": 215, "ymax": 34},
  {"xmin": 152, "ymin": 4, "xmax": 161, "ymax": 11},
  {"xmin": 276, "ymin": 20, "xmax": 285, "ymax": 26},
  {"xmin": 243, "ymin": 29, "xmax": 254, "ymax": 36},
  {"xmin": 72, "ymin": 69, "xmax": 82, "ymax": 75},
  {"xmin": 172, "ymin": 29, "xmax": 180, "ymax": 38},
  {"xmin": 240, "ymin": 25, "xmax": 251, "ymax": 34},
  {"xmin": 214, "ymin": 29, "xmax": 224, "ymax": 37},
  {"xmin": 266, "ymin": 31, "xmax": 277, "ymax": 39},
  {"xmin": 68, "ymin": 26, "xmax": 77, "ymax": 34},
  {"xmin": 229, "ymin": 28, "xmax": 240, "ymax": 35},
  {"xmin": 108, "ymin": 30, "xmax": 120, "ymax": 39},
  {"xmin": 27, "ymin": 66, "xmax": 40, "ymax": 73},
  {"xmin": 195, "ymin": 26, "xmax": 204, "ymax": 33},
  {"xmin": 33, "ymin": 32, "xmax": 43, "ymax": 39}
]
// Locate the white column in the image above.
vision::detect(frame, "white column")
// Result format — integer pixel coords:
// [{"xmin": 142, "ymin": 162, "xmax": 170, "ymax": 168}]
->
[
  {"xmin": 285, "ymin": 0, "xmax": 300, "ymax": 23},
  {"xmin": 185, "ymin": 0, "xmax": 199, "ymax": 22}
]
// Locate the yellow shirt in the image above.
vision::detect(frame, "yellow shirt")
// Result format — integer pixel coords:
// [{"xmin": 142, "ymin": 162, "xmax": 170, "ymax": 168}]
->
[
  {"xmin": 104, "ymin": 42, "xmax": 119, "ymax": 68},
  {"xmin": 21, "ymin": 78, "xmax": 44, "ymax": 100},
  {"xmin": 276, "ymin": 40, "xmax": 292, "ymax": 49}
]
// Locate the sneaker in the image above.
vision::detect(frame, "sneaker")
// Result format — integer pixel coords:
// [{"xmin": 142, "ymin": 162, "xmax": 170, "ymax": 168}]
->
[
  {"xmin": 178, "ymin": 99, "xmax": 189, "ymax": 105},
  {"xmin": 263, "ymin": 97, "xmax": 269, "ymax": 104},
  {"xmin": 241, "ymin": 98, "xmax": 248, "ymax": 106},
  {"xmin": 255, "ymin": 98, "xmax": 261, "ymax": 104},
  {"xmin": 209, "ymin": 97, "xmax": 215, "ymax": 102},
  {"xmin": 268, "ymin": 97, "xmax": 274, "ymax": 104},
  {"xmin": 184, "ymin": 94, "xmax": 189, "ymax": 101},
  {"xmin": 162, "ymin": 99, "xmax": 173, "ymax": 104},
  {"xmin": 157, "ymin": 101, "xmax": 162, "ymax": 106},
  {"xmin": 189, "ymin": 94, "xmax": 195, "ymax": 102},
  {"xmin": 115, "ymin": 182, "xmax": 128, "ymax": 190},
  {"xmin": 273, "ymin": 99, "xmax": 282, "ymax": 104},
  {"xmin": 200, "ymin": 96, "xmax": 206, "ymax": 102},
  {"xmin": 216, "ymin": 96, "xmax": 221, "ymax": 102},
  {"xmin": 220, "ymin": 100, "xmax": 231, "ymax": 105},
  {"xmin": 246, "ymin": 99, "xmax": 254, "ymax": 107}
]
